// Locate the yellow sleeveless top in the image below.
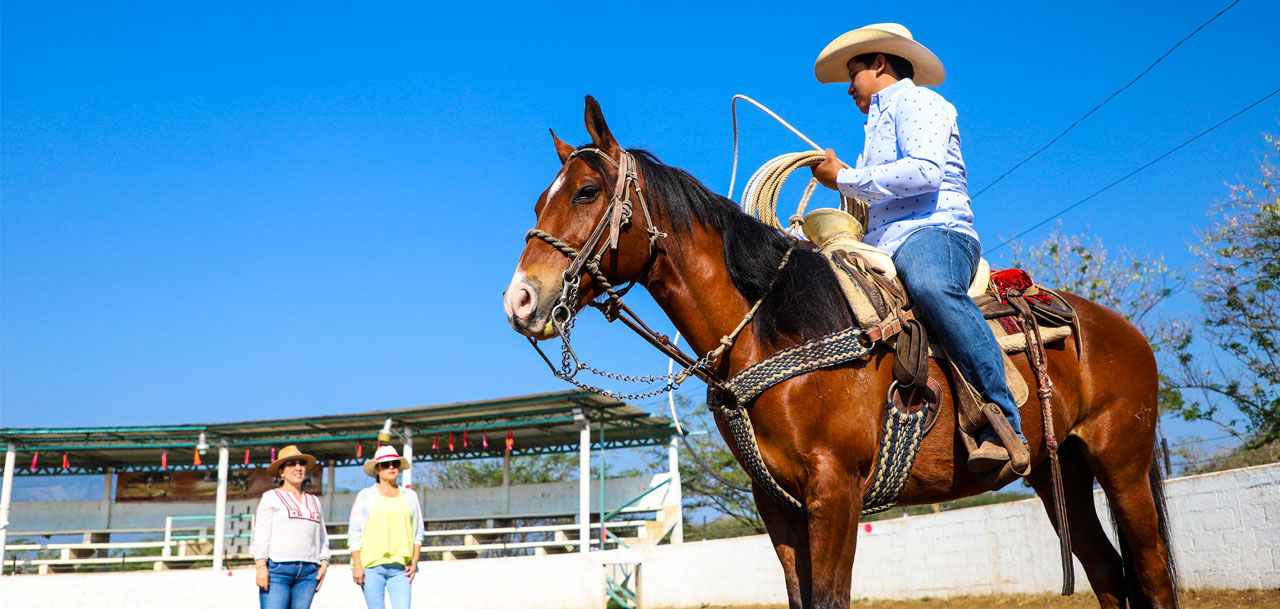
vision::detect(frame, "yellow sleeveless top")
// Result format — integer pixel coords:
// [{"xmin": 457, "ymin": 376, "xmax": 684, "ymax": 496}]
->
[{"xmin": 361, "ymin": 492, "xmax": 415, "ymax": 568}]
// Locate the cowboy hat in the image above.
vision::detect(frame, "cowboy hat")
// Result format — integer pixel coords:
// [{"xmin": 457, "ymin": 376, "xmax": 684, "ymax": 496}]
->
[
  {"xmin": 814, "ymin": 23, "xmax": 945, "ymax": 87},
  {"xmin": 363, "ymin": 445, "xmax": 411, "ymax": 478},
  {"xmin": 266, "ymin": 445, "xmax": 317, "ymax": 478}
]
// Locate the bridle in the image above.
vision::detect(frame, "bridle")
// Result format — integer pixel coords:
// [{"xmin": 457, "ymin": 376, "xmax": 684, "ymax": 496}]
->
[{"xmin": 523, "ymin": 147, "xmax": 794, "ymax": 402}]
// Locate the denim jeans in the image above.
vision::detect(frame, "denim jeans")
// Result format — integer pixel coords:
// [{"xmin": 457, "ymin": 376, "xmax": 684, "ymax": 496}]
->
[
  {"xmin": 892, "ymin": 228, "xmax": 1025, "ymax": 443},
  {"xmin": 260, "ymin": 560, "xmax": 319, "ymax": 609},
  {"xmin": 362, "ymin": 563, "xmax": 412, "ymax": 609}
]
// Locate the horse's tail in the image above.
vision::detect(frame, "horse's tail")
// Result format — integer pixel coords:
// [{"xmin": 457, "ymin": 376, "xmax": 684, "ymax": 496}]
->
[{"xmin": 1111, "ymin": 447, "xmax": 1181, "ymax": 609}]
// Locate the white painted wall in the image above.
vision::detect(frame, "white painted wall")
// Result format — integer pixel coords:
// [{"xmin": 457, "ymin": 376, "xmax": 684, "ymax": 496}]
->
[{"xmin": 2, "ymin": 463, "xmax": 1276, "ymax": 608}]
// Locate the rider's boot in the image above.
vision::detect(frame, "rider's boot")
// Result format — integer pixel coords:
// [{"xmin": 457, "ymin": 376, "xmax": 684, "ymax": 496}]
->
[{"xmin": 967, "ymin": 404, "xmax": 1031, "ymax": 475}]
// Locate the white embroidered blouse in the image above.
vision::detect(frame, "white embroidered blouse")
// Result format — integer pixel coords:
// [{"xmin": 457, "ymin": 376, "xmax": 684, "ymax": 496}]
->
[{"xmin": 251, "ymin": 488, "xmax": 331, "ymax": 563}]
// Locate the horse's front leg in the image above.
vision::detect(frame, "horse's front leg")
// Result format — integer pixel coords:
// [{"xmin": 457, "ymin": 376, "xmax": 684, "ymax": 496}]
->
[
  {"xmin": 803, "ymin": 451, "xmax": 862, "ymax": 609},
  {"xmin": 755, "ymin": 483, "xmax": 812, "ymax": 609}
]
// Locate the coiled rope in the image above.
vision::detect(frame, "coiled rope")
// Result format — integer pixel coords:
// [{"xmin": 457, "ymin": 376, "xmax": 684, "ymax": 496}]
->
[{"xmin": 728, "ymin": 95, "xmax": 868, "ymax": 237}]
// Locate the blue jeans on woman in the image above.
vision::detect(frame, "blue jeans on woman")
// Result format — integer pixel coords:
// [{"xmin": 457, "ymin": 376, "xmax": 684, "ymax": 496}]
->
[
  {"xmin": 892, "ymin": 227, "xmax": 1025, "ymax": 443},
  {"xmin": 260, "ymin": 560, "xmax": 319, "ymax": 609},
  {"xmin": 362, "ymin": 563, "xmax": 412, "ymax": 609}
]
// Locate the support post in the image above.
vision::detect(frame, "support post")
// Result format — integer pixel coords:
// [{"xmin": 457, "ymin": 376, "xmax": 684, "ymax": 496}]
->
[
  {"xmin": 213, "ymin": 442, "xmax": 229, "ymax": 571},
  {"xmin": 403, "ymin": 426, "xmax": 414, "ymax": 489},
  {"xmin": 668, "ymin": 437, "xmax": 684, "ymax": 544},
  {"xmin": 578, "ymin": 413, "xmax": 591, "ymax": 553},
  {"xmin": 325, "ymin": 461, "xmax": 336, "ymax": 522},
  {"xmin": 502, "ymin": 447, "xmax": 511, "ymax": 513},
  {"xmin": 102, "ymin": 467, "xmax": 115, "ymax": 529},
  {"xmin": 164, "ymin": 517, "xmax": 173, "ymax": 558},
  {"xmin": 0, "ymin": 442, "xmax": 16, "ymax": 573}
]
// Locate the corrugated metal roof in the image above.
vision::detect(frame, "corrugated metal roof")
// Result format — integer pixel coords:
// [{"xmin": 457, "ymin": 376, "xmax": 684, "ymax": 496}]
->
[{"xmin": 0, "ymin": 390, "xmax": 675, "ymax": 475}]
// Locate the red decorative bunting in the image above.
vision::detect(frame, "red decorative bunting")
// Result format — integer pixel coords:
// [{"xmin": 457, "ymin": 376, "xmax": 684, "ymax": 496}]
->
[
  {"xmin": 463, "ymin": 430, "xmax": 469, "ymax": 448},
  {"xmin": 62, "ymin": 453, "xmax": 70, "ymax": 470},
  {"xmin": 432, "ymin": 434, "xmax": 438, "ymax": 450},
  {"xmin": 244, "ymin": 448, "xmax": 250, "ymax": 466},
  {"xmin": 270, "ymin": 447, "xmax": 276, "ymax": 463},
  {"xmin": 30, "ymin": 452, "xmax": 38, "ymax": 471},
  {"xmin": 482, "ymin": 432, "xmax": 489, "ymax": 449},
  {"xmin": 505, "ymin": 430, "xmax": 514, "ymax": 451},
  {"xmin": 356, "ymin": 443, "xmax": 363, "ymax": 458},
  {"xmin": 448, "ymin": 432, "xmax": 455, "ymax": 451},
  {"xmin": 161, "ymin": 451, "xmax": 168, "ymax": 469}
]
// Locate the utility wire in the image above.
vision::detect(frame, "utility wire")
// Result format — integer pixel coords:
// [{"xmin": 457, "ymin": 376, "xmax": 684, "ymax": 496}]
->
[
  {"xmin": 988, "ymin": 86, "xmax": 1280, "ymax": 254},
  {"xmin": 972, "ymin": 0, "xmax": 1243, "ymax": 199}
]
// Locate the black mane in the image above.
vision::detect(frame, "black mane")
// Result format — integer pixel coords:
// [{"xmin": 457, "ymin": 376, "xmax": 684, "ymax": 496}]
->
[{"xmin": 584, "ymin": 147, "xmax": 852, "ymax": 346}]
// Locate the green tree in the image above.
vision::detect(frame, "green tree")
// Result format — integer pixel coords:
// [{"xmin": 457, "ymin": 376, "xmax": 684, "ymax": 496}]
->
[
  {"xmin": 1174, "ymin": 133, "xmax": 1280, "ymax": 449},
  {"xmin": 421, "ymin": 453, "xmax": 580, "ymax": 489}
]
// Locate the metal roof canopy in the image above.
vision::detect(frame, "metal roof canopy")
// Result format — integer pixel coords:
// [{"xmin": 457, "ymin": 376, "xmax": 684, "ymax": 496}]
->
[{"xmin": 0, "ymin": 390, "xmax": 675, "ymax": 475}]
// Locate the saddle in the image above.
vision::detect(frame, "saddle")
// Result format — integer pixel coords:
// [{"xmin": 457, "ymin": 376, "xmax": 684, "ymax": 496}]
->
[{"xmin": 803, "ymin": 209, "xmax": 1078, "ymax": 454}]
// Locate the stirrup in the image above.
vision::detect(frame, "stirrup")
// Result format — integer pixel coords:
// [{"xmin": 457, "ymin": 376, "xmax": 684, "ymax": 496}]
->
[{"xmin": 980, "ymin": 404, "xmax": 1031, "ymax": 476}]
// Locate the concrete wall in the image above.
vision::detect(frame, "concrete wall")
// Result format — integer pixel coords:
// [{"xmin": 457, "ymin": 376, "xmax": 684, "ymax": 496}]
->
[{"xmin": 2, "ymin": 463, "xmax": 1276, "ymax": 608}]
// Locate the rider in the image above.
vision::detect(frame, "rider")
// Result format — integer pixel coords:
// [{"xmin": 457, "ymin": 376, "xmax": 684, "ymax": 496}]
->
[{"xmin": 810, "ymin": 23, "xmax": 1028, "ymax": 473}]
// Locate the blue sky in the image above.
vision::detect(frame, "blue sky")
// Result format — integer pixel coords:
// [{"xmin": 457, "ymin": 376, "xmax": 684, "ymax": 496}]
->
[{"xmin": 4, "ymin": 0, "xmax": 1279, "ymax": 450}]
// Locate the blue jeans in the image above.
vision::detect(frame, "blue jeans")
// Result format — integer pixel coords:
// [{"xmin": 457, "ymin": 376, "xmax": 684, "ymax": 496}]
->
[
  {"xmin": 260, "ymin": 560, "xmax": 319, "ymax": 609},
  {"xmin": 362, "ymin": 563, "xmax": 412, "ymax": 609},
  {"xmin": 892, "ymin": 228, "xmax": 1025, "ymax": 443}
]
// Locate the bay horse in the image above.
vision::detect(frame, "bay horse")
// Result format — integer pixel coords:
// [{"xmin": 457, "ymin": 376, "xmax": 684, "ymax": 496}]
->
[{"xmin": 503, "ymin": 97, "xmax": 1178, "ymax": 609}]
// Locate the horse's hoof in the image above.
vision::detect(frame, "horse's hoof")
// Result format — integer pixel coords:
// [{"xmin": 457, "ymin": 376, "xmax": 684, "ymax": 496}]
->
[{"xmin": 966, "ymin": 439, "xmax": 1009, "ymax": 473}]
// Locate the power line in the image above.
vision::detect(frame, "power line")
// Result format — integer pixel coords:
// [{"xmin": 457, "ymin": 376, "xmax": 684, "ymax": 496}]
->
[
  {"xmin": 987, "ymin": 85, "xmax": 1280, "ymax": 254},
  {"xmin": 972, "ymin": 0, "xmax": 1243, "ymax": 200}
]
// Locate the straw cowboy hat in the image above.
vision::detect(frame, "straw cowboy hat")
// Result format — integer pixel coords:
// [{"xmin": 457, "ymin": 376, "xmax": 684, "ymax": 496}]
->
[
  {"xmin": 363, "ymin": 445, "xmax": 411, "ymax": 478},
  {"xmin": 266, "ymin": 445, "xmax": 317, "ymax": 478},
  {"xmin": 814, "ymin": 23, "xmax": 945, "ymax": 87}
]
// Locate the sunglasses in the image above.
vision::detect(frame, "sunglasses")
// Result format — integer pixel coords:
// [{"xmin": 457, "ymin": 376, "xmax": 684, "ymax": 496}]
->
[
  {"xmin": 281, "ymin": 460, "xmax": 308, "ymax": 469},
  {"xmin": 376, "ymin": 461, "xmax": 401, "ymax": 470}
]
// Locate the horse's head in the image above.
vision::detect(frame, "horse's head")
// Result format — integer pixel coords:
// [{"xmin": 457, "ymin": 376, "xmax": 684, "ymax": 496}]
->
[{"xmin": 504, "ymin": 96, "xmax": 662, "ymax": 340}]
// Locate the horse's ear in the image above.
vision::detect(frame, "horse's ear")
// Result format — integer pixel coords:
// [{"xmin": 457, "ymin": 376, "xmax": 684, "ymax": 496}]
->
[
  {"xmin": 583, "ymin": 95, "xmax": 619, "ymax": 153},
  {"xmin": 550, "ymin": 129, "xmax": 574, "ymax": 165}
]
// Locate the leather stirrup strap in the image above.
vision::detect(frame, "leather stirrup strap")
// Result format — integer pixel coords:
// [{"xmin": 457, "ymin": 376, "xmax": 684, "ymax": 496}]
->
[{"xmin": 892, "ymin": 316, "xmax": 931, "ymax": 392}]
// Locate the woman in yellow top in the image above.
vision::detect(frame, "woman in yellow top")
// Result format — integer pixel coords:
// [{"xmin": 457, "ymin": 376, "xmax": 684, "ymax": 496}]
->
[{"xmin": 348, "ymin": 446, "xmax": 424, "ymax": 609}]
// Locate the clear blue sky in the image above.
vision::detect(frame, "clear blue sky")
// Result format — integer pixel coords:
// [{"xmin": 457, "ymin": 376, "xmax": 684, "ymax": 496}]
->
[{"xmin": 4, "ymin": 1, "xmax": 1279, "ymax": 446}]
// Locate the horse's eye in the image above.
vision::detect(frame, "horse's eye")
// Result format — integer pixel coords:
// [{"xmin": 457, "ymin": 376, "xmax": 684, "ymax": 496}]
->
[{"xmin": 573, "ymin": 186, "xmax": 600, "ymax": 204}]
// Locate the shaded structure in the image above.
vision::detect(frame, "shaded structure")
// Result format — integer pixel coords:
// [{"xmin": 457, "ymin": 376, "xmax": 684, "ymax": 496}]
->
[{"xmin": 0, "ymin": 390, "xmax": 680, "ymax": 571}]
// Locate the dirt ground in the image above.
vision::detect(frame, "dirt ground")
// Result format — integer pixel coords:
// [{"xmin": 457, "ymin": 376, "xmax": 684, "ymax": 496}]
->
[{"xmin": 693, "ymin": 588, "xmax": 1279, "ymax": 609}]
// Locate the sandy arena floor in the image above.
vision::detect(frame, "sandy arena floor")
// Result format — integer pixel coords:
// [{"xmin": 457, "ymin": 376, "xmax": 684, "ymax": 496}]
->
[{"xmin": 686, "ymin": 588, "xmax": 1278, "ymax": 609}]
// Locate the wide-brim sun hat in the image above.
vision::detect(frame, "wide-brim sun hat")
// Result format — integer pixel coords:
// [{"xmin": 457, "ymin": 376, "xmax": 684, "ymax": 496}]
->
[
  {"xmin": 814, "ymin": 23, "xmax": 945, "ymax": 87},
  {"xmin": 363, "ymin": 445, "xmax": 411, "ymax": 478},
  {"xmin": 266, "ymin": 445, "xmax": 317, "ymax": 478}
]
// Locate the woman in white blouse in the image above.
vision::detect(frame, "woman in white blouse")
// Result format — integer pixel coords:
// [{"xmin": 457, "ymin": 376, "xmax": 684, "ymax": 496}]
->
[{"xmin": 252, "ymin": 445, "xmax": 330, "ymax": 609}]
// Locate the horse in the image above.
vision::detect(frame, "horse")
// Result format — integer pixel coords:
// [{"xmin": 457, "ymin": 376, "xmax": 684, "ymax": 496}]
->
[{"xmin": 503, "ymin": 96, "xmax": 1179, "ymax": 609}]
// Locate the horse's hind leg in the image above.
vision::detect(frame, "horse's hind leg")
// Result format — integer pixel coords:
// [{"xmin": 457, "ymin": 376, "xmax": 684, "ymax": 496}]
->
[
  {"xmin": 1027, "ymin": 438, "xmax": 1125, "ymax": 609},
  {"xmin": 1078, "ymin": 429, "xmax": 1178, "ymax": 608}
]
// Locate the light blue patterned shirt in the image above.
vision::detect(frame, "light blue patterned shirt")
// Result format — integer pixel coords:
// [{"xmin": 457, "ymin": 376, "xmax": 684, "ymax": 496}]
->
[{"xmin": 835, "ymin": 78, "xmax": 978, "ymax": 256}]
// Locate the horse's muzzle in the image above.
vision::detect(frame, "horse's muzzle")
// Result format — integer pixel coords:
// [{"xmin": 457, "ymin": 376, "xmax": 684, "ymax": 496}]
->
[{"xmin": 503, "ymin": 272, "xmax": 559, "ymax": 340}]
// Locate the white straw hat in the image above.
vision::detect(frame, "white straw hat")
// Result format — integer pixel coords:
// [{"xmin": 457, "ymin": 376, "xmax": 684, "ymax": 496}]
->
[
  {"xmin": 814, "ymin": 23, "xmax": 945, "ymax": 87},
  {"xmin": 363, "ymin": 445, "xmax": 411, "ymax": 478}
]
